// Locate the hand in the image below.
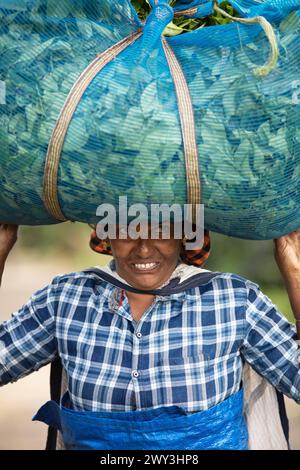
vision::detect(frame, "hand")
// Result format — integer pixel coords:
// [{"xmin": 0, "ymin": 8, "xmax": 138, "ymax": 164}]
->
[
  {"xmin": 0, "ymin": 224, "xmax": 19, "ymax": 262},
  {"xmin": 274, "ymin": 229, "xmax": 300, "ymax": 283}
]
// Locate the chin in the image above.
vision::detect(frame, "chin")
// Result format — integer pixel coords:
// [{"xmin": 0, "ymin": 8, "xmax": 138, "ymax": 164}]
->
[
  {"xmin": 130, "ymin": 276, "xmax": 162, "ymax": 290},
  {"xmin": 133, "ymin": 279, "xmax": 159, "ymax": 289}
]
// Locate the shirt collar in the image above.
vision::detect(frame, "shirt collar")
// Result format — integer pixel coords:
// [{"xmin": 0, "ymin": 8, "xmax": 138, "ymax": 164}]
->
[
  {"xmin": 106, "ymin": 259, "xmax": 189, "ymax": 311},
  {"xmin": 106, "ymin": 258, "xmax": 209, "ymax": 289},
  {"xmin": 108, "ymin": 285, "xmax": 186, "ymax": 322},
  {"xmin": 96, "ymin": 259, "xmax": 211, "ymax": 314}
]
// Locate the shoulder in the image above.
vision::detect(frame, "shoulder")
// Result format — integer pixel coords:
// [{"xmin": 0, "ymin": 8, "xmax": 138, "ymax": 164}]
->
[
  {"xmin": 47, "ymin": 268, "xmax": 111, "ymax": 296},
  {"xmin": 186, "ymin": 270, "xmax": 262, "ymax": 302},
  {"xmin": 207, "ymin": 273, "xmax": 276, "ymax": 314},
  {"xmin": 177, "ymin": 263, "xmax": 251, "ymax": 289},
  {"xmin": 198, "ymin": 270, "xmax": 254, "ymax": 290}
]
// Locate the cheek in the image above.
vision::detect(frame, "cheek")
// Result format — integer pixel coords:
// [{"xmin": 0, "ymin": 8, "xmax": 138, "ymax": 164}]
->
[
  {"xmin": 156, "ymin": 240, "xmax": 182, "ymax": 257},
  {"xmin": 110, "ymin": 241, "xmax": 133, "ymax": 260}
]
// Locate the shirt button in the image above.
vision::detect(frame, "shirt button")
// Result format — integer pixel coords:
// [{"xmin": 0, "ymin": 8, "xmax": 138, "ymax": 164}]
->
[
  {"xmin": 136, "ymin": 332, "xmax": 142, "ymax": 339},
  {"xmin": 132, "ymin": 370, "xmax": 139, "ymax": 378}
]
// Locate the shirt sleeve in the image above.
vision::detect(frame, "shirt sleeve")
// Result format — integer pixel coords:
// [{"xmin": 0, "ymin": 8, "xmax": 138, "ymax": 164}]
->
[
  {"xmin": 240, "ymin": 280, "xmax": 300, "ymax": 404},
  {"xmin": 0, "ymin": 275, "xmax": 61, "ymax": 386}
]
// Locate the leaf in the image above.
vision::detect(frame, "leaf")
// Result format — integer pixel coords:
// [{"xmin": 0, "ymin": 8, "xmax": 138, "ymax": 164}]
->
[
  {"xmin": 279, "ymin": 11, "xmax": 300, "ymax": 34},
  {"xmin": 0, "ymin": 1, "xmax": 26, "ymax": 11},
  {"xmin": 0, "ymin": 125, "xmax": 9, "ymax": 159},
  {"xmin": 118, "ymin": 106, "xmax": 145, "ymax": 142},
  {"xmin": 268, "ymin": 127, "xmax": 289, "ymax": 156},
  {"xmin": 234, "ymin": 140, "xmax": 257, "ymax": 183},
  {"xmin": 150, "ymin": 176, "xmax": 175, "ymax": 202},
  {"xmin": 14, "ymin": 37, "xmax": 57, "ymax": 65},
  {"xmin": 251, "ymin": 142, "xmax": 271, "ymax": 173},
  {"xmin": 222, "ymin": 89, "xmax": 236, "ymax": 119},
  {"xmin": 46, "ymin": 0, "xmax": 74, "ymax": 18},
  {"xmin": 8, "ymin": 113, "xmax": 26, "ymax": 135},
  {"xmin": 76, "ymin": 18, "xmax": 93, "ymax": 39},
  {"xmin": 63, "ymin": 117, "xmax": 89, "ymax": 152},
  {"xmin": 200, "ymin": 109, "xmax": 228, "ymax": 145},
  {"xmin": 163, "ymin": 22, "xmax": 189, "ymax": 37},
  {"xmin": 92, "ymin": 22, "xmax": 118, "ymax": 41},
  {"xmin": 42, "ymin": 73, "xmax": 59, "ymax": 92},
  {"xmin": 256, "ymin": 121, "xmax": 272, "ymax": 147},
  {"xmin": 25, "ymin": 104, "xmax": 42, "ymax": 135},
  {"xmin": 37, "ymin": 122, "xmax": 51, "ymax": 144},
  {"xmin": 140, "ymin": 81, "xmax": 158, "ymax": 118}
]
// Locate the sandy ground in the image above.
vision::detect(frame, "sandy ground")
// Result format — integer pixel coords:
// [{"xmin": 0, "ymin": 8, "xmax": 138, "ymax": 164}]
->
[{"xmin": 0, "ymin": 258, "xmax": 299, "ymax": 450}]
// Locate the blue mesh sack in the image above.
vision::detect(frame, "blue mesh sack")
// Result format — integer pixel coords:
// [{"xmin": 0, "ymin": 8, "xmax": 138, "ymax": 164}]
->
[{"xmin": 0, "ymin": 0, "xmax": 300, "ymax": 239}]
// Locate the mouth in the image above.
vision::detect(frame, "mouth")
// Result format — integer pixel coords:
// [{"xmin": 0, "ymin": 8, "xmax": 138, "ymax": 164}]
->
[{"xmin": 130, "ymin": 261, "xmax": 160, "ymax": 273}]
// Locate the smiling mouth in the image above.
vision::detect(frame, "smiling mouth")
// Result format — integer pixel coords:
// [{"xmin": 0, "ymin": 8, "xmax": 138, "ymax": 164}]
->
[{"xmin": 131, "ymin": 262, "xmax": 160, "ymax": 273}]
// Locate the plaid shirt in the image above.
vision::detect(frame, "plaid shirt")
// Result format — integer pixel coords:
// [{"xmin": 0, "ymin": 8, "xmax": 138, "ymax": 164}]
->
[{"xmin": 0, "ymin": 265, "xmax": 300, "ymax": 412}]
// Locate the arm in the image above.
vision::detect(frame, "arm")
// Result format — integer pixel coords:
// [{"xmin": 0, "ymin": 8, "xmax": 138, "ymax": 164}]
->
[
  {"xmin": 240, "ymin": 229, "xmax": 300, "ymax": 403},
  {"xmin": 0, "ymin": 260, "xmax": 4, "ymax": 287},
  {"xmin": 0, "ymin": 223, "xmax": 58, "ymax": 386},
  {"xmin": 0, "ymin": 278, "xmax": 60, "ymax": 386},
  {"xmin": 274, "ymin": 229, "xmax": 300, "ymax": 339},
  {"xmin": 240, "ymin": 281, "xmax": 300, "ymax": 404},
  {"xmin": 0, "ymin": 224, "xmax": 18, "ymax": 286}
]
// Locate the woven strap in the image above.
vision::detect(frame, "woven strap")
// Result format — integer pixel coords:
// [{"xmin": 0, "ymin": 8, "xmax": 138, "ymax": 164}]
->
[
  {"xmin": 43, "ymin": 29, "xmax": 143, "ymax": 221},
  {"xmin": 43, "ymin": 19, "xmax": 201, "ymax": 222},
  {"xmin": 45, "ymin": 357, "xmax": 63, "ymax": 450},
  {"xmin": 162, "ymin": 38, "xmax": 201, "ymax": 223}
]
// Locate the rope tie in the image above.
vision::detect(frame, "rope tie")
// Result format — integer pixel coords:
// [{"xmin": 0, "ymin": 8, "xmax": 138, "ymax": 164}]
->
[
  {"xmin": 213, "ymin": 0, "xmax": 279, "ymax": 77},
  {"xmin": 170, "ymin": 0, "xmax": 279, "ymax": 77}
]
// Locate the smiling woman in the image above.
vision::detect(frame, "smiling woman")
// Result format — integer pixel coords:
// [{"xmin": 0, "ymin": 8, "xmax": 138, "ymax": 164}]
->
[
  {"xmin": 0, "ymin": 222, "xmax": 300, "ymax": 449},
  {"xmin": 1, "ymin": 0, "xmax": 300, "ymax": 239},
  {"xmin": 106, "ymin": 224, "xmax": 183, "ymax": 318},
  {"xmin": 108, "ymin": 224, "xmax": 182, "ymax": 290}
]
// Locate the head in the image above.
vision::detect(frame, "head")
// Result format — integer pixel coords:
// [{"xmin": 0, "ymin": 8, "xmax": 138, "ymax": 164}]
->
[
  {"xmin": 108, "ymin": 223, "xmax": 182, "ymax": 290},
  {"xmin": 89, "ymin": 225, "xmax": 211, "ymax": 290}
]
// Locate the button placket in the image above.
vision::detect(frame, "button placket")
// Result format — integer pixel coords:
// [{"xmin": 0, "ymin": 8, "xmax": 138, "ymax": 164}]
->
[
  {"xmin": 130, "ymin": 300, "xmax": 157, "ymax": 405},
  {"xmin": 131, "ymin": 322, "xmax": 142, "ymax": 387},
  {"xmin": 130, "ymin": 331, "xmax": 141, "ymax": 408}
]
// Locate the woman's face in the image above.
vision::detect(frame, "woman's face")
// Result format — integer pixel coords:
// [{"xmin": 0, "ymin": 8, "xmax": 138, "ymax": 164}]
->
[{"xmin": 109, "ymin": 224, "xmax": 182, "ymax": 290}]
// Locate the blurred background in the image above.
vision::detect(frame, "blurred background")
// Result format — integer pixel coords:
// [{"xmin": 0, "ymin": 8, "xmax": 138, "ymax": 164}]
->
[{"xmin": 0, "ymin": 222, "xmax": 299, "ymax": 449}]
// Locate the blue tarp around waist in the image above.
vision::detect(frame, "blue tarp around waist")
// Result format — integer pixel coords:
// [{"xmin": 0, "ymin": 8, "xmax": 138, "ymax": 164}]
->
[{"xmin": 32, "ymin": 388, "xmax": 248, "ymax": 450}]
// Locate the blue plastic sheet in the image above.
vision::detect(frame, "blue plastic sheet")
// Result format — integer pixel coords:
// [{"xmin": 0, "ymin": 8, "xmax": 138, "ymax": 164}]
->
[{"xmin": 33, "ymin": 388, "xmax": 248, "ymax": 450}]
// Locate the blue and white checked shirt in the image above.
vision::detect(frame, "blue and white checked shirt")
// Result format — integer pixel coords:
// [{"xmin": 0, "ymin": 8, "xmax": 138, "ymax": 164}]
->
[{"xmin": 0, "ymin": 262, "xmax": 300, "ymax": 412}]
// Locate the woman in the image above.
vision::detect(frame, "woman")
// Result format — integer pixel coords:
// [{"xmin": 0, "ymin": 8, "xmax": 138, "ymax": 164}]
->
[{"xmin": 0, "ymin": 223, "xmax": 299, "ymax": 450}]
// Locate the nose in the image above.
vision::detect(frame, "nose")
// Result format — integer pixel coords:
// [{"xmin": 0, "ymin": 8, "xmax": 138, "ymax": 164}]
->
[{"xmin": 135, "ymin": 238, "xmax": 155, "ymax": 258}]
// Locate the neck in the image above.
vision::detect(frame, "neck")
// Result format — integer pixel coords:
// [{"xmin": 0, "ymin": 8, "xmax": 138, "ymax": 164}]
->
[{"xmin": 126, "ymin": 290, "xmax": 155, "ymax": 303}]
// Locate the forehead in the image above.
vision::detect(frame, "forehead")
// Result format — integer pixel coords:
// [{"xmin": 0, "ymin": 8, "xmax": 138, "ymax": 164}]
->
[{"xmin": 112, "ymin": 222, "xmax": 183, "ymax": 240}]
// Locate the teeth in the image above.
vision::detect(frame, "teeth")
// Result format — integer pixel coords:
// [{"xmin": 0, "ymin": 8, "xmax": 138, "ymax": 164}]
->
[{"xmin": 134, "ymin": 262, "xmax": 158, "ymax": 270}]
